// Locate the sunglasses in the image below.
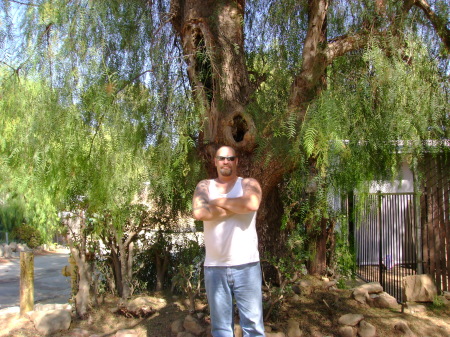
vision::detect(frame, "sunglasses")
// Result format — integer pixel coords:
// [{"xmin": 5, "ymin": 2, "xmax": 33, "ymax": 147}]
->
[{"xmin": 216, "ymin": 156, "xmax": 237, "ymax": 161}]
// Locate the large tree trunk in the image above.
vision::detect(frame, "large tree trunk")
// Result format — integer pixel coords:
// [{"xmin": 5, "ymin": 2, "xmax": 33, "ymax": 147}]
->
[
  {"xmin": 109, "ymin": 245, "xmax": 121, "ymax": 295},
  {"xmin": 155, "ymin": 248, "xmax": 170, "ymax": 291},
  {"xmin": 74, "ymin": 253, "xmax": 92, "ymax": 319},
  {"xmin": 170, "ymin": 0, "xmax": 383, "ymax": 271},
  {"xmin": 171, "ymin": 0, "xmax": 290, "ymax": 256},
  {"xmin": 306, "ymin": 217, "xmax": 330, "ymax": 275},
  {"xmin": 69, "ymin": 242, "xmax": 92, "ymax": 318},
  {"xmin": 66, "ymin": 212, "xmax": 93, "ymax": 319},
  {"xmin": 104, "ymin": 231, "xmax": 136, "ymax": 299},
  {"xmin": 117, "ymin": 241, "xmax": 132, "ymax": 300}
]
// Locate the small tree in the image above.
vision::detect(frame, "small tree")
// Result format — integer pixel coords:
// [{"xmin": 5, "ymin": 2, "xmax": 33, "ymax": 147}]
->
[{"xmin": 11, "ymin": 223, "xmax": 43, "ymax": 248}]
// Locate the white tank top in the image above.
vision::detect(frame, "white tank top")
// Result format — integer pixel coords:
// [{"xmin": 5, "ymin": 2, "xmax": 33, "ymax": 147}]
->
[{"xmin": 203, "ymin": 177, "xmax": 260, "ymax": 266}]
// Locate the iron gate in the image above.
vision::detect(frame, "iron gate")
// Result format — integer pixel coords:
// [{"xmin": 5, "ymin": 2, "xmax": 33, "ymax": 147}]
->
[{"xmin": 354, "ymin": 192, "xmax": 420, "ymax": 302}]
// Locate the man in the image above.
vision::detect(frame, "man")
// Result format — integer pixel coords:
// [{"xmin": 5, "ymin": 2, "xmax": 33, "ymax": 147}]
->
[{"xmin": 192, "ymin": 145, "xmax": 265, "ymax": 337}]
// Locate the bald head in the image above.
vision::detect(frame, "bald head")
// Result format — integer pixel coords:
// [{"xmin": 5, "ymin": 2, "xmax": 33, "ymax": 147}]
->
[
  {"xmin": 216, "ymin": 146, "xmax": 236, "ymax": 157},
  {"xmin": 214, "ymin": 146, "xmax": 238, "ymax": 179}
]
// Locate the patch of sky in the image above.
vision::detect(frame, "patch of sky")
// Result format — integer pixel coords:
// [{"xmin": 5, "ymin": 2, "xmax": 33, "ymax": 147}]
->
[{"xmin": 0, "ymin": 1, "xmax": 28, "ymax": 70}]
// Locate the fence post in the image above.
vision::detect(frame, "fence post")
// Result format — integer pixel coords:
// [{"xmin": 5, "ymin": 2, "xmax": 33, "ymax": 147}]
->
[
  {"xmin": 377, "ymin": 191, "xmax": 383, "ymax": 288},
  {"xmin": 413, "ymin": 163, "xmax": 423, "ymax": 275},
  {"xmin": 347, "ymin": 191, "xmax": 355, "ymax": 259},
  {"xmin": 20, "ymin": 251, "xmax": 34, "ymax": 316}
]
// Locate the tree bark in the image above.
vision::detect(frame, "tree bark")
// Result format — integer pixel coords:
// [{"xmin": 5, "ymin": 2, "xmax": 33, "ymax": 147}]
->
[
  {"xmin": 155, "ymin": 248, "xmax": 170, "ymax": 292},
  {"xmin": 406, "ymin": 0, "xmax": 450, "ymax": 50},
  {"xmin": 169, "ymin": 0, "xmax": 444, "ymax": 273},
  {"xmin": 116, "ymin": 231, "xmax": 137, "ymax": 300},
  {"xmin": 70, "ymin": 243, "xmax": 92, "ymax": 319},
  {"xmin": 109, "ymin": 245, "xmax": 122, "ymax": 296},
  {"xmin": 66, "ymin": 213, "xmax": 93, "ymax": 319},
  {"xmin": 171, "ymin": 0, "xmax": 290, "ymax": 255}
]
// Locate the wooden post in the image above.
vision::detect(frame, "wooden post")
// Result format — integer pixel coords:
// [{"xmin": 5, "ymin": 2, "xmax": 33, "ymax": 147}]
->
[{"xmin": 20, "ymin": 251, "xmax": 34, "ymax": 316}]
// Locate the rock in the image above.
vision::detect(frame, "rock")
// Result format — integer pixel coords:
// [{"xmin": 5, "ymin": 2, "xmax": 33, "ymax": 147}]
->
[
  {"xmin": 127, "ymin": 296, "xmax": 166, "ymax": 311},
  {"xmin": 371, "ymin": 292, "xmax": 399, "ymax": 309},
  {"xmin": 0, "ymin": 245, "xmax": 4, "ymax": 257},
  {"xmin": 402, "ymin": 274, "xmax": 438, "ymax": 302},
  {"xmin": 287, "ymin": 319, "xmax": 302, "ymax": 337},
  {"xmin": 234, "ymin": 323, "xmax": 243, "ymax": 337},
  {"xmin": 17, "ymin": 243, "xmax": 29, "ymax": 252},
  {"xmin": 292, "ymin": 284, "xmax": 301, "ymax": 295},
  {"xmin": 403, "ymin": 302, "xmax": 427, "ymax": 314},
  {"xmin": 32, "ymin": 309, "xmax": 72, "ymax": 336},
  {"xmin": 295, "ymin": 279, "xmax": 314, "ymax": 295},
  {"xmin": 233, "ymin": 323, "xmax": 243, "ymax": 337},
  {"xmin": 394, "ymin": 321, "xmax": 417, "ymax": 337},
  {"xmin": 357, "ymin": 320, "xmax": 376, "ymax": 337},
  {"xmin": 323, "ymin": 280, "xmax": 338, "ymax": 289},
  {"xmin": 184, "ymin": 314, "xmax": 205, "ymax": 336},
  {"xmin": 3, "ymin": 245, "xmax": 12, "ymax": 258},
  {"xmin": 266, "ymin": 332, "xmax": 286, "ymax": 337},
  {"xmin": 115, "ymin": 329, "xmax": 138, "ymax": 337},
  {"xmin": 9, "ymin": 242, "xmax": 17, "ymax": 252},
  {"xmin": 34, "ymin": 303, "xmax": 72, "ymax": 311},
  {"xmin": 357, "ymin": 282, "xmax": 383, "ymax": 294},
  {"xmin": 177, "ymin": 332, "xmax": 196, "ymax": 337},
  {"xmin": 68, "ymin": 328, "xmax": 91, "ymax": 337},
  {"xmin": 444, "ymin": 291, "xmax": 450, "ymax": 300},
  {"xmin": 338, "ymin": 326, "xmax": 357, "ymax": 337},
  {"xmin": 289, "ymin": 294, "xmax": 301, "ymax": 303},
  {"xmin": 119, "ymin": 296, "xmax": 164, "ymax": 318},
  {"xmin": 352, "ymin": 288, "xmax": 369, "ymax": 304},
  {"xmin": 338, "ymin": 313, "xmax": 364, "ymax": 326},
  {"xmin": 171, "ymin": 318, "xmax": 185, "ymax": 333}
]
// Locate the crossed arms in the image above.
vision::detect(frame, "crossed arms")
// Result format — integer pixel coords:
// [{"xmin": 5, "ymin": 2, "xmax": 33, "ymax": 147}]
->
[{"xmin": 192, "ymin": 178, "xmax": 262, "ymax": 221}]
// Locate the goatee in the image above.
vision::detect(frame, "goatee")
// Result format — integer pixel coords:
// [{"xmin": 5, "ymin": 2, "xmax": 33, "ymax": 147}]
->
[{"xmin": 219, "ymin": 167, "xmax": 232, "ymax": 176}]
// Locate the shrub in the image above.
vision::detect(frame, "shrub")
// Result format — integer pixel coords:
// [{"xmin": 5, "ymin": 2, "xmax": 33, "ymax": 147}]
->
[{"xmin": 11, "ymin": 223, "xmax": 43, "ymax": 248}]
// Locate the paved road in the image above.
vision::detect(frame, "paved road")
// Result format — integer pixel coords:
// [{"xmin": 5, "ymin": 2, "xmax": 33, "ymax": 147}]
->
[{"xmin": 0, "ymin": 250, "xmax": 72, "ymax": 310}]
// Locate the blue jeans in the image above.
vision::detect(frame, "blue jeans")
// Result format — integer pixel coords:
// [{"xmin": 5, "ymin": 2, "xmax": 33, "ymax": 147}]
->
[{"xmin": 204, "ymin": 262, "xmax": 265, "ymax": 337}]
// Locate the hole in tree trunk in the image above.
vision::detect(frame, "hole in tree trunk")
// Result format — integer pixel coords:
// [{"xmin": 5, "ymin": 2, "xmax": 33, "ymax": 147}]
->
[{"xmin": 232, "ymin": 115, "xmax": 248, "ymax": 142}]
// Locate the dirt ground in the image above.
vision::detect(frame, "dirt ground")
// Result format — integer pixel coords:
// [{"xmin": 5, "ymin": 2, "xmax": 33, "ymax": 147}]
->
[{"xmin": 1, "ymin": 279, "xmax": 449, "ymax": 337}]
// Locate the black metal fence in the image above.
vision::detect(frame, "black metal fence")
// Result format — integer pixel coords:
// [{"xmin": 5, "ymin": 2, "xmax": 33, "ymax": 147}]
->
[{"xmin": 354, "ymin": 192, "xmax": 420, "ymax": 302}]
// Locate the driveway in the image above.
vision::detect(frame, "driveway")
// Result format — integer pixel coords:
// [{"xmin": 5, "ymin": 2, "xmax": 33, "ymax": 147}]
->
[{"xmin": 0, "ymin": 250, "xmax": 72, "ymax": 310}]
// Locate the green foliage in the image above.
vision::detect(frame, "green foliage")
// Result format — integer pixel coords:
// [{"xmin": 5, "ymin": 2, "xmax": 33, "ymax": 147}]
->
[
  {"xmin": 171, "ymin": 251, "xmax": 204, "ymax": 307},
  {"xmin": 332, "ymin": 217, "xmax": 356, "ymax": 279},
  {"xmin": 299, "ymin": 37, "xmax": 449, "ymax": 193},
  {"xmin": 336, "ymin": 278, "xmax": 348, "ymax": 289},
  {"xmin": 1, "ymin": 1, "xmax": 449, "ymax": 285},
  {"xmin": 430, "ymin": 295, "xmax": 447, "ymax": 312},
  {"xmin": 0, "ymin": 194, "xmax": 26, "ymax": 233},
  {"xmin": 11, "ymin": 223, "xmax": 43, "ymax": 248},
  {"xmin": 262, "ymin": 254, "xmax": 301, "ymax": 321}
]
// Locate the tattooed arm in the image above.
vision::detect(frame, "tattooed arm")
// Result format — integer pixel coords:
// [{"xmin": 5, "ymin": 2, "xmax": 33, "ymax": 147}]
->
[
  {"xmin": 192, "ymin": 179, "xmax": 232, "ymax": 221},
  {"xmin": 209, "ymin": 178, "xmax": 262, "ymax": 214}
]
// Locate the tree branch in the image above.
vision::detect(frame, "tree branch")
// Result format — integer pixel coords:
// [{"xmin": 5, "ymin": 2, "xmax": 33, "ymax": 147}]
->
[
  {"xmin": 7, "ymin": 0, "xmax": 39, "ymax": 6},
  {"xmin": 288, "ymin": 0, "xmax": 329, "ymax": 117},
  {"xmin": 408, "ymin": 0, "xmax": 450, "ymax": 51},
  {"xmin": 325, "ymin": 33, "xmax": 369, "ymax": 64}
]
